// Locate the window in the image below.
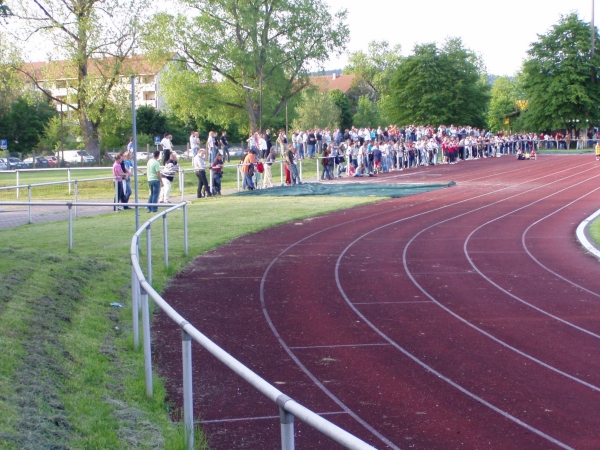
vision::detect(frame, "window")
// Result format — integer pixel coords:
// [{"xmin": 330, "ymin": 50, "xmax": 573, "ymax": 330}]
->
[
  {"xmin": 56, "ymin": 80, "xmax": 67, "ymax": 89},
  {"xmin": 143, "ymin": 92, "xmax": 156, "ymax": 101}
]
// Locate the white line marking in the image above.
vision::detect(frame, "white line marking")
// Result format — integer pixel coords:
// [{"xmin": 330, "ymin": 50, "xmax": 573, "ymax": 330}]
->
[{"xmin": 290, "ymin": 343, "xmax": 391, "ymax": 350}]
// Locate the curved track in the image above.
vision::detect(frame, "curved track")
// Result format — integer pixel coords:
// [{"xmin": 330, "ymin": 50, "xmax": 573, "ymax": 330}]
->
[{"xmin": 154, "ymin": 155, "xmax": 600, "ymax": 449}]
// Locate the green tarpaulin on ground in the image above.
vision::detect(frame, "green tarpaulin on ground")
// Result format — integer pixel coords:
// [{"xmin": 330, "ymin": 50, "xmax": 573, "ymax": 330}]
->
[{"xmin": 234, "ymin": 181, "xmax": 456, "ymax": 197}]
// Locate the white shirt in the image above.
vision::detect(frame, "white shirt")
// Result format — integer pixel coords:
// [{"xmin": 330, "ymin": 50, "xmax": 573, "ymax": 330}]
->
[{"xmin": 160, "ymin": 138, "xmax": 172, "ymax": 150}]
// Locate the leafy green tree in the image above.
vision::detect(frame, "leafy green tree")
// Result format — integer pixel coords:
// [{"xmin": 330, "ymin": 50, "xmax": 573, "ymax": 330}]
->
[
  {"xmin": 522, "ymin": 13, "xmax": 600, "ymax": 133},
  {"xmin": 38, "ymin": 115, "xmax": 83, "ymax": 153},
  {"xmin": 141, "ymin": 0, "xmax": 349, "ymax": 132},
  {"xmin": 487, "ymin": 76, "xmax": 525, "ymax": 132},
  {"xmin": 291, "ymin": 90, "xmax": 340, "ymax": 131},
  {"xmin": 0, "ymin": 34, "xmax": 22, "ymax": 115},
  {"xmin": 353, "ymin": 95, "xmax": 379, "ymax": 128},
  {"xmin": 344, "ymin": 40, "xmax": 402, "ymax": 101},
  {"xmin": 0, "ymin": 93, "xmax": 57, "ymax": 155},
  {"xmin": 329, "ymin": 89, "xmax": 353, "ymax": 130},
  {"xmin": 386, "ymin": 38, "xmax": 490, "ymax": 127},
  {"xmin": 136, "ymin": 105, "xmax": 168, "ymax": 139},
  {"xmin": 9, "ymin": 0, "xmax": 149, "ymax": 154}
]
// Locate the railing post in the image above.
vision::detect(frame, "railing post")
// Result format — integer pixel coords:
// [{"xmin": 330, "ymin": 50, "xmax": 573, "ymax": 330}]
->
[
  {"xmin": 299, "ymin": 160, "xmax": 303, "ymax": 182},
  {"xmin": 146, "ymin": 224, "xmax": 152, "ymax": 285},
  {"xmin": 182, "ymin": 328, "xmax": 194, "ymax": 450},
  {"xmin": 68, "ymin": 203, "xmax": 73, "ymax": 252},
  {"xmin": 316, "ymin": 158, "xmax": 320, "ymax": 181},
  {"xmin": 140, "ymin": 284, "xmax": 153, "ymax": 397},
  {"xmin": 74, "ymin": 180, "xmax": 79, "ymax": 218},
  {"xmin": 277, "ymin": 395, "xmax": 295, "ymax": 450},
  {"xmin": 163, "ymin": 214, "xmax": 169, "ymax": 268},
  {"xmin": 183, "ymin": 203, "xmax": 188, "ymax": 256},
  {"xmin": 16, "ymin": 170, "xmax": 19, "ymax": 199},
  {"xmin": 280, "ymin": 161, "xmax": 283, "ymax": 186},
  {"xmin": 68, "ymin": 168, "xmax": 71, "ymax": 195},
  {"xmin": 237, "ymin": 165, "xmax": 240, "ymax": 191},
  {"xmin": 27, "ymin": 185, "xmax": 32, "ymax": 224},
  {"xmin": 114, "ymin": 180, "xmax": 119, "ymax": 212},
  {"xmin": 132, "ymin": 266, "xmax": 139, "ymax": 350},
  {"xmin": 180, "ymin": 170, "xmax": 185, "ymax": 202},
  {"xmin": 209, "ymin": 168, "xmax": 213, "ymax": 195}
]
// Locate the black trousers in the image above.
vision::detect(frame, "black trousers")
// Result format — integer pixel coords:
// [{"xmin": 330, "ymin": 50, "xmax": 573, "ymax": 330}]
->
[{"xmin": 196, "ymin": 170, "xmax": 210, "ymax": 197}]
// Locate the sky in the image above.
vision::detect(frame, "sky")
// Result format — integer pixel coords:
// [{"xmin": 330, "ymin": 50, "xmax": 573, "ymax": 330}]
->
[
  {"xmin": 322, "ymin": 0, "xmax": 597, "ymax": 76},
  {"xmin": 10, "ymin": 0, "xmax": 597, "ymax": 77}
]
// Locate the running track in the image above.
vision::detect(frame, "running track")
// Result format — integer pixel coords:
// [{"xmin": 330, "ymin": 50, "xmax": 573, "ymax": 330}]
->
[{"xmin": 153, "ymin": 155, "xmax": 600, "ymax": 449}]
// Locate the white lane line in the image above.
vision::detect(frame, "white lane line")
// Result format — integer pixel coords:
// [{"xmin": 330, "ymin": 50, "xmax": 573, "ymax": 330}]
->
[
  {"xmin": 463, "ymin": 183, "xmax": 600, "ymax": 336},
  {"xmin": 352, "ymin": 301, "xmax": 434, "ymax": 305},
  {"xmin": 258, "ymin": 161, "xmax": 590, "ymax": 450},
  {"xmin": 289, "ymin": 343, "xmax": 391, "ymax": 350},
  {"xmin": 333, "ymin": 168, "xmax": 598, "ymax": 449},
  {"xmin": 200, "ymin": 411, "xmax": 348, "ymax": 424}
]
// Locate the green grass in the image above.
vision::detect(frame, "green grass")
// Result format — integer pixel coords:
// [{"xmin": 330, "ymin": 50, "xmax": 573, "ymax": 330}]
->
[
  {"xmin": 0, "ymin": 194, "xmax": 380, "ymax": 449},
  {"xmin": 589, "ymin": 216, "xmax": 600, "ymax": 247},
  {"xmin": 0, "ymin": 158, "xmax": 321, "ymax": 201}
]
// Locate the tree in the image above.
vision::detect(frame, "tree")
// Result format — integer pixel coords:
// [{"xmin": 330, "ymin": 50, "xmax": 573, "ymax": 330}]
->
[
  {"xmin": 328, "ymin": 89, "xmax": 353, "ymax": 130},
  {"xmin": 291, "ymin": 90, "xmax": 340, "ymax": 131},
  {"xmin": 521, "ymin": 13, "xmax": 600, "ymax": 133},
  {"xmin": 353, "ymin": 95, "xmax": 379, "ymax": 128},
  {"xmin": 8, "ymin": 0, "xmax": 149, "ymax": 154},
  {"xmin": 141, "ymin": 0, "xmax": 349, "ymax": 132},
  {"xmin": 344, "ymin": 40, "xmax": 402, "ymax": 102},
  {"xmin": 0, "ymin": 33, "xmax": 22, "ymax": 114},
  {"xmin": 0, "ymin": 93, "xmax": 57, "ymax": 154},
  {"xmin": 386, "ymin": 38, "xmax": 490, "ymax": 128},
  {"xmin": 487, "ymin": 76, "xmax": 525, "ymax": 132}
]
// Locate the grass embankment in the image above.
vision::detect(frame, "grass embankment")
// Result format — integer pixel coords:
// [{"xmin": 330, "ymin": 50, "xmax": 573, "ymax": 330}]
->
[
  {"xmin": 0, "ymin": 158, "xmax": 321, "ymax": 201},
  {"xmin": 0, "ymin": 194, "xmax": 379, "ymax": 449}
]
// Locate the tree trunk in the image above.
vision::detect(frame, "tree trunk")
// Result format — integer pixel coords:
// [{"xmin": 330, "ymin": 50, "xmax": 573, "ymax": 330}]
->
[{"xmin": 79, "ymin": 112, "xmax": 100, "ymax": 157}]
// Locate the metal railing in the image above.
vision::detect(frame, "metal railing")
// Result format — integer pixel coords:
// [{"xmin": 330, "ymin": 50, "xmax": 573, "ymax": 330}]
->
[{"xmin": 130, "ymin": 205, "xmax": 375, "ymax": 450}]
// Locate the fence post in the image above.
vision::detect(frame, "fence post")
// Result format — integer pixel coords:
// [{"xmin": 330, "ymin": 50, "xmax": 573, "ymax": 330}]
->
[
  {"xmin": 114, "ymin": 180, "xmax": 118, "ymax": 212},
  {"xmin": 277, "ymin": 395, "xmax": 295, "ymax": 450},
  {"xmin": 27, "ymin": 185, "xmax": 32, "ymax": 224},
  {"xmin": 180, "ymin": 170, "xmax": 185, "ymax": 202},
  {"xmin": 299, "ymin": 160, "xmax": 303, "ymax": 181},
  {"xmin": 74, "ymin": 180, "xmax": 79, "ymax": 218},
  {"xmin": 146, "ymin": 224, "xmax": 152, "ymax": 285},
  {"xmin": 132, "ymin": 266, "xmax": 139, "ymax": 350},
  {"xmin": 68, "ymin": 168, "xmax": 72, "ymax": 195},
  {"xmin": 316, "ymin": 158, "xmax": 320, "ymax": 181},
  {"xmin": 68, "ymin": 203, "xmax": 73, "ymax": 252},
  {"xmin": 182, "ymin": 328, "xmax": 194, "ymax": 450},
  {"xmin": 236, "ymin": 165, "xmax": 240, "ymax": 191},
  {"xmin": 16, "ymin": 170, "xmax": 19, "ymax": 199},
  {"xmin": 141, "ymin": 284, "xmax": 153, "ymax": 397},
  {"xmin": 163, "ymin": 214, "xmax": 169, "ymax": 268},
  {"xmin": 280, "ymin": 161, "xmax": 283, "ymax": 185},
  {"xmin": 183, "ymin": 203, "xmax": 188, "ymax": 256}
]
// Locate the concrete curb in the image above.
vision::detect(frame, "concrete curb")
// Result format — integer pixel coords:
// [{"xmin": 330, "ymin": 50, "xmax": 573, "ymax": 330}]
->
[{"xmin": 576, "ymin": 209, "xmax": 600, "ymax": 260}]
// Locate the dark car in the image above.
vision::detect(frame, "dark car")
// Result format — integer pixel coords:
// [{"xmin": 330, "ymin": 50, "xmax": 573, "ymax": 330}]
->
[{"xmin": 22, "ymin": 156, "xmax": 50, "ymax": 169}]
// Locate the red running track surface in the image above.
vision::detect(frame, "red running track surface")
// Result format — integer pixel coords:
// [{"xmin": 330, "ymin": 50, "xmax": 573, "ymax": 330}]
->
[{"xmin": 153, "ymin": 155, "xmax": 600, "ymax": 449}]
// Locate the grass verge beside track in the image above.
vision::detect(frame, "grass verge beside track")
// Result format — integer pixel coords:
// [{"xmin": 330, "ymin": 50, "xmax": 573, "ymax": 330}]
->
[
  {"xmin": 589, "ymin": 216, "xmax": 600, "ymax": 248},
  {"xmin": 0, "ymin": 195, "xmax": 379, "ymax": 449}
]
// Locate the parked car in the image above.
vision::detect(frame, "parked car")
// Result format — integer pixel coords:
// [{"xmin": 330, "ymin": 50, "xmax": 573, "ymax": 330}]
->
[
  {"xmin": 44, "ymin": 155, "xmax": 58, "ymax": 166},
  {"xmin": 0, "ymin": 159, "xmax": 7, "ymax": 170},
  {"xmin": 22, "ymin": 156, "xmax": 50, "ymax": 168},
  {"xmin": 135, "ymin": 152, "xmax": 148, "ymax": 161},
  {"xmin": 55, "ymin": 150, "xmax": 95, "ymax": 165},
  {"xmin": 0, "ymin": 157, "xmax": 24, "ymax": 169}
]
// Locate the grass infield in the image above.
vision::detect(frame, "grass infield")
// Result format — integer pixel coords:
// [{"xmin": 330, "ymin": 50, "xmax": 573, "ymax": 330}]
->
[{"xmin": 0, "ymin": 194, "xmax": 380, "ymax": 449}]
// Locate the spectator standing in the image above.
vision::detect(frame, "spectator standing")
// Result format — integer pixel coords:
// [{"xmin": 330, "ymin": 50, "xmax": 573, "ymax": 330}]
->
[
  {"xmin": 160, "ymin": 133, "xmax": 172, "ymax": 164},
  {"xmin": 286, "ymin": 144, "xmax": 301, "ymax": 185},
  {"xmin": 146, "ymin": 151, "xmax": 162, "ymax": 213},
  {"xmin": 112, "ymin": 154, "xmax": 129, "ymax": 210},
  {"xmin": 263, "ymin": 147, "xmax": 276, "ymax": 188},
  {"xmin": 190, "ymin": 131, "xmax": 199, "ymax": 157},
  {"xmin": 193, "ymin": 149, "xmax": 211, "ymax": 198},
  {"xmin": 220, "ymin": 131, "xmax": 230, "ymax": 162},
  {"xmin": 159, "ymin": 152, "xmax": 179, "ymax": 203},
  {"xmin": 212, "ymin": 152, "xmax": 224, "ymax": 195},
  {"xmin": 242, "ymin": 149, "xmax": 257, "ymax": 190}
]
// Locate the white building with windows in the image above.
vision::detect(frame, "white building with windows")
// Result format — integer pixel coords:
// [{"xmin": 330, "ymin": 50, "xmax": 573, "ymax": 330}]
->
[{"xmin": 22, "ymin": 55, "xmax": 169, "ymax": 112}]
